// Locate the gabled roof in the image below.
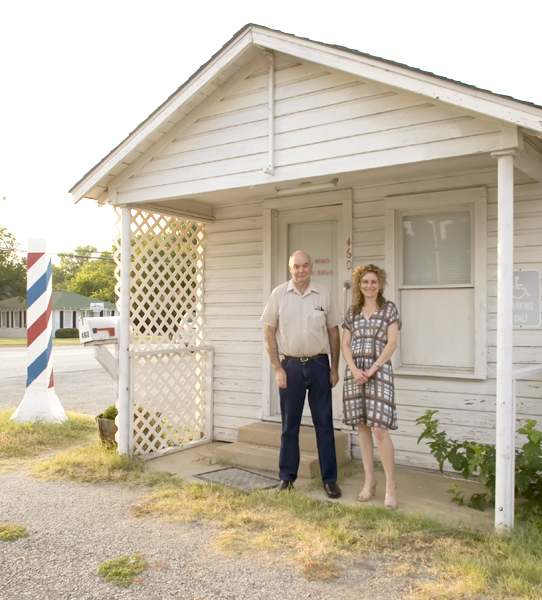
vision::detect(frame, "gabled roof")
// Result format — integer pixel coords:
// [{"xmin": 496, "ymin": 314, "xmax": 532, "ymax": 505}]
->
[
  {"xmin": 70, "ymin": 23, "xmax": 542, "ymax": 204},
  {"xmin": 0, "ymin": 296, "xmax": 26, "ymax": 309},
  {"xmin": 52, "ymin": 291, "xmax": 116, "ymax": 310}
]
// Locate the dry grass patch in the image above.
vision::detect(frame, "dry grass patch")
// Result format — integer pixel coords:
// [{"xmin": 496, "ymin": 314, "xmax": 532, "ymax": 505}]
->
[
  {"xmin": 132, "ymin": 481, "xmax": 542, "ymax": 597},
  {"xmin": 31, "ymin": 442, "xmax": 178, "ymax": 487},
  {"xmin": 0, "ymin": 409, "xmax": 96, "ymax": 466}
]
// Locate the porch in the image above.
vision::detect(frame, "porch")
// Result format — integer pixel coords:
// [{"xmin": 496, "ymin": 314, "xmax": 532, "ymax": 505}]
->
[{"xmin": 145, "ymin": 439, "xmax": 494, "ymax": 530}]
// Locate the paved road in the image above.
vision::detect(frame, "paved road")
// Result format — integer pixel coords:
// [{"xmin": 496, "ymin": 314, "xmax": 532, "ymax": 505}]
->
[{"xmin": 0, "ymin": 346, "xmax": 116, "ymax": 416}]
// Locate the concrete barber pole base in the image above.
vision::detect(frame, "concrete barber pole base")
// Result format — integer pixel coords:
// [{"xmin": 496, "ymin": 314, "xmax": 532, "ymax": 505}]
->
[{"xmin": 11, "ymin": 238, "xmax": 67, "ymax": 424}]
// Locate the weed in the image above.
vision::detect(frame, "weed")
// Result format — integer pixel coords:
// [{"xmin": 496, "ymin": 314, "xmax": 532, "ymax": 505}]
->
[
  {"xmin": 0, "ymin": 523, "xmax": 28, "ymax": 541},
  {"xmin": 97, "ymin": 554, "xmax": 148, "ymax": 586}
]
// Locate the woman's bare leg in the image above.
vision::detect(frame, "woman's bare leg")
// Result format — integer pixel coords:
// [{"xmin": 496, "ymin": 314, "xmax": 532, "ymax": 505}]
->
[
  {"xmin": 357, "ymin": 424, "xmax": 377, "ymax": 500},
  {"xmin": 373, "ymin": 427, "xmax": 397, "ymax": 509}
]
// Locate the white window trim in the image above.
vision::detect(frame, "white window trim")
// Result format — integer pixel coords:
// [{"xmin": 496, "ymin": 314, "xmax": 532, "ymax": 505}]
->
[{"xmin": 385, "ymin": 187, "xmax": 487, "ymax": 379}]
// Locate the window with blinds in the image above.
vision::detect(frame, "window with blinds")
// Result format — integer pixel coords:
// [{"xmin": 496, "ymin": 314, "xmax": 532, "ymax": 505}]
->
[{"xmin": 402, "ymin": 211, "xmax": 471, "ymax": 285}]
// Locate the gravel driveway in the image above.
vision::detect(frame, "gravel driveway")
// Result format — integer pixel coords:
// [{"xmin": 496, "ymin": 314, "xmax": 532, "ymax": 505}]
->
[{"xmin": 0, "ymin": 469, "xmax": 429, "ymax": 600}]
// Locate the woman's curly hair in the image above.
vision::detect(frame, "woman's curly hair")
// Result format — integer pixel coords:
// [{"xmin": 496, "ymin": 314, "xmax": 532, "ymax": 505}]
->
[{"xmin": 351, "ymin": 264, "xmax": 388, "ymax": 315}]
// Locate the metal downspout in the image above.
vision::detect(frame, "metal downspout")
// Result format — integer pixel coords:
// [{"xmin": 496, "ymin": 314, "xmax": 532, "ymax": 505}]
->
[{"xmin": 263, "ymin": 51, "xmax": 275, "ymax": 175}]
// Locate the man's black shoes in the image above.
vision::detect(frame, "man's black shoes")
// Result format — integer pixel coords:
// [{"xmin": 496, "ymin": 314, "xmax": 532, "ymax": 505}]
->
[
  {"xmin": 278, "ymin": 480, "xmax": 294, "ymax": 491},
  {"xmin": 323, "ymin": 482, "xmax": 342, "ymax": 498}
]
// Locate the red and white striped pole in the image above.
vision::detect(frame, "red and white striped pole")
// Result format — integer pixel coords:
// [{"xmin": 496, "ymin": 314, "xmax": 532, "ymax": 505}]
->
[{"xmin": 11, "ymin": 239, "xmax": 67, "ymax": 423}]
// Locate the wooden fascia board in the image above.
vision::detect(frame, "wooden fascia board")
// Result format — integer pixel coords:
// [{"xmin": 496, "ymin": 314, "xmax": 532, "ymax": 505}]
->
[
  {"xmin": 70, "ymin": 29, "xmax": 255, "ymax": 204},
  {"xmin": 251, "ymin": 29, "xmax": 542, "ymax": 135}
]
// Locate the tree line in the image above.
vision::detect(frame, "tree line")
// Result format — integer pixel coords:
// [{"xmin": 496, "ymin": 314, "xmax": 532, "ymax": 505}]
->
[{"xmin": 0, "ymin": 226, "xmax": 116, "ymax": 303}]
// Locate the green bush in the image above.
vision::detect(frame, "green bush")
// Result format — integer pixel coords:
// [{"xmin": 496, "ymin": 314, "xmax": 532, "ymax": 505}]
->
[
  {"xmin": 101, "ymin": 406, "xmax": 118, "ymax": 420},
  {"xmin": 55, "ymin": 328, "xmax": 79, "ymax": 339},
  {"xmin": 416, "ymin": 410, "xmax": 542, "ymax": 510}
]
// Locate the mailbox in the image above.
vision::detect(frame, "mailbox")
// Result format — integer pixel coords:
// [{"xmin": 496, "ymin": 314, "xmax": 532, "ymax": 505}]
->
[{"xmin": 79, "ymin": 316, "xmax": 120, "ymax": 344}]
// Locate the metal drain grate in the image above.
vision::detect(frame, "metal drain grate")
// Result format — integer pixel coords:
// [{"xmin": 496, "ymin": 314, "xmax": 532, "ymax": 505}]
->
[{"xmin": 194, "ymin": 467, "xmax": 279, "ymax": 493}]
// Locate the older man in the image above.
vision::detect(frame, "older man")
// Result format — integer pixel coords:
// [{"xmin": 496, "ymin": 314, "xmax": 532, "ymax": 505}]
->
[{"xmin": 261, "ymin": 250, "xmax": 342, "ymax": 498}]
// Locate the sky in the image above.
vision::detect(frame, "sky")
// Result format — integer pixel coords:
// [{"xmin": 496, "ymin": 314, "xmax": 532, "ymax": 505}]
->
[{"xmin": 1, "ymin": 0, "xmax": 541, "ymax": 260}]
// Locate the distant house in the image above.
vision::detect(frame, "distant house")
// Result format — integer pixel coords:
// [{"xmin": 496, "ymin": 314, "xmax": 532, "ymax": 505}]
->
[
  {"xmin": 0, "ymin": 292, "xmax": 118, "ymax": 338},
  {"xmin": 0, "ymin": 296, "xmax": 26, "ymax": 337}
]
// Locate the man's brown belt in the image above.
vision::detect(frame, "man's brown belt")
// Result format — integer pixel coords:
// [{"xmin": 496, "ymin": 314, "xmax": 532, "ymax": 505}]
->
[{"xmin": 281, "ymin": 354, "xmax": 328, "ymax": 363}]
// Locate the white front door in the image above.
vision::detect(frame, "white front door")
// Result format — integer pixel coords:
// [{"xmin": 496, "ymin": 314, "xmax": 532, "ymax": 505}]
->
[{"xmin": 273, "ymin": 204, "xmax": 348, "ymax": 424}]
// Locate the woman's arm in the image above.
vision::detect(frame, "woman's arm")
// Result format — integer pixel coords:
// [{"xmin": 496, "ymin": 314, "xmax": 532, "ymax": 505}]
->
[
  {"xmin": 341, "ymin": 327, "xmax": 368, "ymax": 385},
  {"xmin": 366, "ymin": 321, "xmax": 399, "ymax": 379}
]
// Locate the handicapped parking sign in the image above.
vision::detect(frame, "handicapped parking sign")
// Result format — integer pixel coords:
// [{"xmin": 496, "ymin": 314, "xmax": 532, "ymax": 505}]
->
[{"xmin": 513, "ymin": 270, "xmax": 541, "ymax": 328}]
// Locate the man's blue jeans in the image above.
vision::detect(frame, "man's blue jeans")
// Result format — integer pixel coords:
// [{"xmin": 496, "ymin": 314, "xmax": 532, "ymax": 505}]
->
[{"xmin": 278, "ymin": 355, "xmax": 338, "ymax": 484}]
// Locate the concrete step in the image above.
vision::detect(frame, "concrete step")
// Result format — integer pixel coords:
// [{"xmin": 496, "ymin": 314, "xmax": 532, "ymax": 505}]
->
[
  {"xmin": 237, "ymin": 421, "xmax": 351, "ymax": 467},
  {"xmin": 216, "ymin": 421, "xmax": 351, "ymax": 479},
  {"xmin": 217, "ymin": 441, "xmax": 320, "ymax": 479}
]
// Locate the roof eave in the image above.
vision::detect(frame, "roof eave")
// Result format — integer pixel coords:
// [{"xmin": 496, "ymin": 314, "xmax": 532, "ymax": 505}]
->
[{"xmin": 70, "ymin": 24, "xmax": 542, "ymax": 204}]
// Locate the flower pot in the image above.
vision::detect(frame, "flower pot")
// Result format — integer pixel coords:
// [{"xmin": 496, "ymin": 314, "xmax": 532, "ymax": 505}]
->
[{"xmin": 96, "ymin": 415, "xmax": 118, "ymax": 445}]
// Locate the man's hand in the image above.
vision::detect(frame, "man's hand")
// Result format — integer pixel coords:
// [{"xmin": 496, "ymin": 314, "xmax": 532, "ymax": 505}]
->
[
  {"xmin": 330, "ymin": 367, "xmax": 340, "ymax": 388},
  {"xmin": 275, "ymin": 367, "xmax": 287, "ymax": 389}
]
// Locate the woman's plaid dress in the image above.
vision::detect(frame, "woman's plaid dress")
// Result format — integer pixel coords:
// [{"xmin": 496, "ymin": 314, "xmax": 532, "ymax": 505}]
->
[{"xmin": 342, "ymin": 301, "xmax": 401, "ymax": 429}]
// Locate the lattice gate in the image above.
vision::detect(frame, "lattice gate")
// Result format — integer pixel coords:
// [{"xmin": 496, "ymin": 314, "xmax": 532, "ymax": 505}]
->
[{"xmin": 114, "ymin": 209, "xmax": 212, "ymax": 456}]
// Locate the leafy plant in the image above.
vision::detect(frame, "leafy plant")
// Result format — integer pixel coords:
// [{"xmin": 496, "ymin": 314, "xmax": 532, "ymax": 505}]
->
[{"xmin": 416, "ymin": 410, "xmax": 542, "ymax": 510}]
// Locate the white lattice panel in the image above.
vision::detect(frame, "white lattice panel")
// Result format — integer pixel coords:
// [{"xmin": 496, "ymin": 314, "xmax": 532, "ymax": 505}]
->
[
  {"xmin": 132, "ymin": 350, "xmax": 208, "ymax": 454},
  {"xmin": 114, "ymin": 208, "xmax": 209, "ymax": 456}
]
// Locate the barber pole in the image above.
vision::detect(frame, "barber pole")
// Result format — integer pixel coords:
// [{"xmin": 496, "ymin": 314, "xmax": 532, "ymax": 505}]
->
[{"xmin": 11, "ymin": 239, "xmax": 67, "ymax": 423}]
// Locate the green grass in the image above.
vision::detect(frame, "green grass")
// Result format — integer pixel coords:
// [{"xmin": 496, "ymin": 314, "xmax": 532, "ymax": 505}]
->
[
  {"xmin": 97, "ymin": 554, "xmax": 149, "ymax": 586},
  {"xmin": 0, "ymin": 409, "xmax": 96, "ymax": 464},
  {"xmin": 0, "ymin": 337, "xmax": 81, "ymax": 348},
  {"xmin": 0, "ymin": 523, "xmax": 28, "ymax": 541}
]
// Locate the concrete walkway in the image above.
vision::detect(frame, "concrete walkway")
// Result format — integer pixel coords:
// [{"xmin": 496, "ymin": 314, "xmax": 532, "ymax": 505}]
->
[{"xmin": 146, "ymin": 441, "xmax": 495, "ymax": 531}]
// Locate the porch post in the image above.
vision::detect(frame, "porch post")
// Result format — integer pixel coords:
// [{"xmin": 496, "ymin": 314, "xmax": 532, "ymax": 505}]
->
[
  {"xmin": 493, "ymin": 150, "xmax": 515, "ymax": 533},
  {"xmin": 118, "ymin": 207, "xmax": 132, "ymax": 455}
]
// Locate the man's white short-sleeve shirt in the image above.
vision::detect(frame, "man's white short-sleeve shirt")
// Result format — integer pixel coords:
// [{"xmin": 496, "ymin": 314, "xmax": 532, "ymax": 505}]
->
[{"xmin": 260, "ymin": 280, "xmax": 342, "ymax": 357}]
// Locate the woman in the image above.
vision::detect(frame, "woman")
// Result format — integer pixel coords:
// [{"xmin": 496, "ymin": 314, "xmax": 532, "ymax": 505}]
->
[{"xmin": 342, "ymin": 264, "xmax": 401, "ymax": 509}]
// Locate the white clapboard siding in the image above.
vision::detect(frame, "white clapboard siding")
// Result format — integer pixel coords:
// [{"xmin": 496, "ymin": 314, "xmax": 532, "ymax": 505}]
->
[
  {"xmin": 205, "ymin": 205, "xmax": 266, "ymax": 441},
  {"xmin": 117, "ymin": 52, "xmax": 511, "ymax": 204}
]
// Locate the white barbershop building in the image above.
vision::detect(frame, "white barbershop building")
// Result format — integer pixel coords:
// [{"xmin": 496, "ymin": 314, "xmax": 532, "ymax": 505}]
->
[{"xmin": 70, "ymin": 26, "xmax": 542, "ymax": 527}]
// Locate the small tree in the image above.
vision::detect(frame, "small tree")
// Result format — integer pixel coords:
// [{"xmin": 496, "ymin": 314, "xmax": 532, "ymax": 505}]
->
[
  {"xmin": 0, "ymin": 226, "xmax": 26, "ymax": 300},
  {"xmin": 66, "ymin": 250, "xmax": 116, "ymax": 303},
  {"xmin": 57, "ymin": 245, "xmax": 98, "ymax": 282}
]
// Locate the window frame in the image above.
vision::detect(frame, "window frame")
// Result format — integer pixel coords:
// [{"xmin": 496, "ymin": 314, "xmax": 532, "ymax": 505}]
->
[{"xmin": 385, "ymin": 187, "xmax": 487, "ymax": 379}]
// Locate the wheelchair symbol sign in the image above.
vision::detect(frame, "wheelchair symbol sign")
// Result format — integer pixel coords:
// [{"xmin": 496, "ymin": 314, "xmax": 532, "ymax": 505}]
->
[{"xmin": 513, "ymin": 270, "xmax": 540, "ymax": 328}]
